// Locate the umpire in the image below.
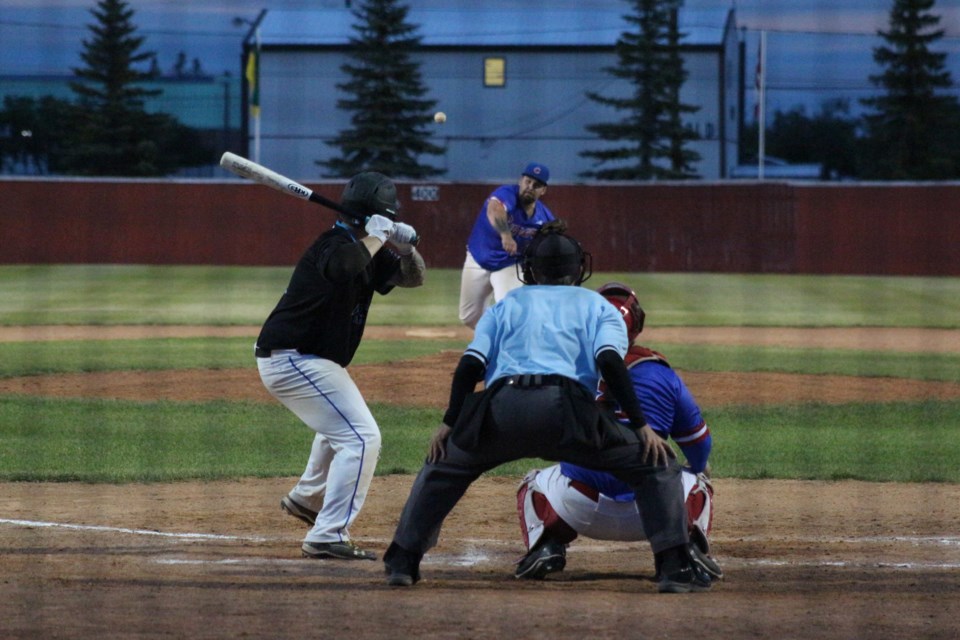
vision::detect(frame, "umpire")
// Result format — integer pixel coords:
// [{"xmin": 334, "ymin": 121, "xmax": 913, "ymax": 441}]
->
[{"xmin": 383, "ymin": 222, "xmax": 711, "ymax": 592}]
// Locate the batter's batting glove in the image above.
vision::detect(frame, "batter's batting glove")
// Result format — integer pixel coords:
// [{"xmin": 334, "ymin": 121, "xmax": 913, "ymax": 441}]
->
[
  {"xmin": 391, "ymin": 222, "xmax": 418, "ymax": 247},
  {"xmin": 365, "ymin": 214, "xmax": 395, "ymax": 243}
]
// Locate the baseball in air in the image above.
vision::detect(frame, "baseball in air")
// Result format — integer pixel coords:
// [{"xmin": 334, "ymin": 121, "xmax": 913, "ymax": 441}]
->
[{"xmin": 434, "ymin": 111, "xmax": 447, "ymax": 124}]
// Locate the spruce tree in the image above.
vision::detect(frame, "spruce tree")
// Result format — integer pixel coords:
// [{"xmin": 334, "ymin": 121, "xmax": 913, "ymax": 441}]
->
[
  {"xmin": 662, "ymin": 4, "xmax": 701, "ymax": 179},
  {"xmin": 860, "ymin": 0, "xmax": 960, "ymax": 179},
  {"xmin": 66, "ymin": 0, "xmax": 211, "ymax": 176},
  {"xmin": 67, "ymin": 0, "xmax": 161, "ymax": 175},
  {"xmin": 320, "ymin": 0, "xmax": 445, "ymax": 179},
  {"xmin": 580, "ymin": 0, "xmax": 700, "ymax": 180}
]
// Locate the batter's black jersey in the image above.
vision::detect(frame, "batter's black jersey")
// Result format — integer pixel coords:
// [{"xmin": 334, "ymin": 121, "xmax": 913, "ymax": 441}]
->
[{"xmin": 256, "ymin": 223, "xmax": 402, "ymax": 366}]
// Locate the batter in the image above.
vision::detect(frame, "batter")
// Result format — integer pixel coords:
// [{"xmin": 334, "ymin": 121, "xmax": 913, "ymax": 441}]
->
[{"xmin": 255, "ymin": 171, "xmax": 425, "ymax": 561}]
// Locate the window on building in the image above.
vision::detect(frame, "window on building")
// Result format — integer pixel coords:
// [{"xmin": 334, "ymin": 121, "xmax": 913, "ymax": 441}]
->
[{"xmin": 484, "ymin": 57, "xmax": 505, "ymax": 87}]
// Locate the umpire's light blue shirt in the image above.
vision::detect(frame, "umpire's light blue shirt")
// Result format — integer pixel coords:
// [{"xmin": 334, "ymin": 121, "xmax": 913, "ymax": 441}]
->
[{"xmin": 465, "ymin": 285, "xmax": 629, "ymax": 391}]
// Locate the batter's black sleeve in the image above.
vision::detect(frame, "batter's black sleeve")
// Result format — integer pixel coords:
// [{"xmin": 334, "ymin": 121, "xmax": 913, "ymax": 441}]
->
[
  {"xmin": 596, "ymin": 349, "xmax": 648, "ymax": 430},
  {"xmin": 323, "ymin": 241, "xmax": 373, "ymax": 283},
  {"xmin": 441, "ymin": 354, "xmax": 487, "ymax": 426}
]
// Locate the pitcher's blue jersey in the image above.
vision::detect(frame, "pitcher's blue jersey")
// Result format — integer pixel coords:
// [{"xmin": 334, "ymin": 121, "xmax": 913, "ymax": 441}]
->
[
  {"xmin": 466, "ymin": 184, "xmax": 555, "ymax": 271},
  {"xmin": 465, "ymin": 285, "xmax": 628, "ymax": 391}
]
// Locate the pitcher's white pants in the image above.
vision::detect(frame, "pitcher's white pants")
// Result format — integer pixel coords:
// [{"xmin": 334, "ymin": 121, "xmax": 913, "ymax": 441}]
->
[
  {"xmin": 258, "ymin": 350, "xmax": 381, "ymax": 544},
  {"xmin": 458, "ymin": 250, "xmax": 524, "ymax": 329}
]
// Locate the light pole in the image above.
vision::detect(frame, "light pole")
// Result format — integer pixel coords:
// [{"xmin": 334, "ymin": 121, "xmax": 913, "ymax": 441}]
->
[
  {"xmin": 220, "ymin": 71, "xmax": 231, "ymax": 152},
  {"xmin": 233, "ymin": 10, "xmax": 266, "ymax": 163}
]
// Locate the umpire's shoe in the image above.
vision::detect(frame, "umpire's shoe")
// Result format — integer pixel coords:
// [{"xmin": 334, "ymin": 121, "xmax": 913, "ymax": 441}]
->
[
  {"xmin": 302, "ymin": 540, "xmax": 377, "ymax": 561},
  {"xmin": 514, "ymin": 540, "xmax": 566, "ymax": 580},
  {"xmin": 656, "ymin": 545, "xmax": 712, "ymax": 593},
  {"xmin": 281, "ymin": 494, "xmax": 318, "ymax": 527},
  {"xmin": 384, "ymin": 543, "xmax": 422, "ymax": 587}
]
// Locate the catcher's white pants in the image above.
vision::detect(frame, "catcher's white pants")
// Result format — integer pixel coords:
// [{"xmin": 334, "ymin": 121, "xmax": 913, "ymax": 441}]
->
[
  {"xmin": 257, "ymin": 350, "xmax": 381, "ymax": 544},
  {"xmin": 524, "ymin": 464, "xmax": 708, "ymax": 545},
  {"xmin": 458, "ymin": 250, "xmax": 523, "ymax": 329}
]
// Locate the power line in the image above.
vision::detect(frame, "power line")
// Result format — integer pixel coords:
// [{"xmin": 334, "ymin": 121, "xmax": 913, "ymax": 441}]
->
[{"xmin": 3, "ymin": 16, "xmax": 956, "ymax": 42}]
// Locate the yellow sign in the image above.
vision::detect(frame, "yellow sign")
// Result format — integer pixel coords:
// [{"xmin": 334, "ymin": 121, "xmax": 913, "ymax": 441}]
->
[{"xmin": 484, "ymin": 57, "xmax": 505, "ymax": 87}]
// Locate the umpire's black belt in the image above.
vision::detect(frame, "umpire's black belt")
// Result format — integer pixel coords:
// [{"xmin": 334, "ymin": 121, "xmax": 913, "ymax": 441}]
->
[
  {"xmin": 503, "ymin": 374, "xmax": 567, "ymax": 388},
  {"xmin": 255, "ymin": 346, "xmax": 272, "ymax": 358}
]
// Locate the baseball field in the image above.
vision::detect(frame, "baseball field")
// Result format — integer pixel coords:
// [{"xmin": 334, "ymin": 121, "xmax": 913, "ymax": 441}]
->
[{"xmin": 1, "ymin": 266, "xmax": 959, "ymax": 639}]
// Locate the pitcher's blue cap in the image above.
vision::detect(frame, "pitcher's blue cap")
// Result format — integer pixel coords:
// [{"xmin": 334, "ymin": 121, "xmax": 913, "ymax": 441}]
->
[{"xmin": 522, "ymin": 162, "xmax": 550, "ymax": 185}]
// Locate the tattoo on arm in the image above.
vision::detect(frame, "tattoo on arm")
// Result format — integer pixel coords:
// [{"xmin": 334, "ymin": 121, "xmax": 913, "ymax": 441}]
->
[
  {"xmin": 487, "ymin": 198, "xmax": 511, "ymax": 235},
  {"xmin": 392, "ymin": 249, "xmax": 426, "ymax": 287}
]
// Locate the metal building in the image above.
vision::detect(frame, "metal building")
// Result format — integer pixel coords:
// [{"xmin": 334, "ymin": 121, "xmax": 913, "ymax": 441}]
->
[{"xmin": 242, "ymin": 7, "xmax": 742, "ymax": 183}]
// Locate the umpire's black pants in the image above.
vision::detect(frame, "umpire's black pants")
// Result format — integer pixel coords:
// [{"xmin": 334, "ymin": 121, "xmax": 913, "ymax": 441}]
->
[{"xmin": 385, "ymin": 383, "xmax": 689, "ymax": 572}]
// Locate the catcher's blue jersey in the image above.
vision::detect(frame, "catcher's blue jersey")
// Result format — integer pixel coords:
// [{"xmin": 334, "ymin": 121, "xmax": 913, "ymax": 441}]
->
[
  {"xmin": 561, "ymin": 358, "xmax": 712, "ymax": 499},
  {"xmin": 466, "ymin": 184, "xmax": 555, "ymax": 271},
  {"xmin": 465, "ymin": 285, "xmax": 628, "ymax": 391}
]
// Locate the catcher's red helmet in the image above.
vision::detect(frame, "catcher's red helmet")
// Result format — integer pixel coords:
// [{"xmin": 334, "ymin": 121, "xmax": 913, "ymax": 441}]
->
[{"xmin": 597, "ymin": 281, "xmax": 645, "ymax": 342}]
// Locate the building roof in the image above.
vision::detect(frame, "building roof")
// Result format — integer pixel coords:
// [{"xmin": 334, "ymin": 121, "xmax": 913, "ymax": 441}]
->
[{"xmin": 256, "ymin": 8, "xmax": 734, "ymax": 48}]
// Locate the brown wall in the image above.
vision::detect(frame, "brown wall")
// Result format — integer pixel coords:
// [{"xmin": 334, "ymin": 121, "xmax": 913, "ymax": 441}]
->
[{"xmin": 2, "ymin": 178, "xmax": 958, "ymax": 275}]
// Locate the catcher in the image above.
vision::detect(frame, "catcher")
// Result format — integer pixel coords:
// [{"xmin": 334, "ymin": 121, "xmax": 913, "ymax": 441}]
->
[{"xmin": 515, "ymin": 282, "xmax": 723, "ymax": 582}]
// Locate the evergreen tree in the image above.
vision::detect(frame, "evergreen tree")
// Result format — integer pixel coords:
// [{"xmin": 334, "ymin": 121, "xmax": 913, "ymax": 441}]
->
[
  {"xmin": 860, "ymin": 0, "xmax": 960, "ymax": 179},
  {"xmin": 0, "ymin": 96, "xmax": 78, "ymax": 174},
  {"xmin": 65, "ymin": 0, "xmax": 211, "ymax": 176},
  {"xmin": 740, "ymin": 100, "xmax": 860, "ymax": 179},
  {"xmin": 67, "ymin": 0, "xmax": 160, "ymax": 175},
  {"xmin": 320, "ymin": 0, "xmax": 445, "ymax": 179},
  {"xmin": 580, "ymin": 0, "xmax": 700, "ymax": 180},
  {"xmin": 662, "ymin": 4, "xmax": 701, "ymax": 179}
]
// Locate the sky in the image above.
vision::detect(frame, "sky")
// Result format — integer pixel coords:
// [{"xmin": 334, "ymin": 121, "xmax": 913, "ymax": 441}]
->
[{"xmin": 1, "ymin": 0, "xmax": 959, "ymax": 116}]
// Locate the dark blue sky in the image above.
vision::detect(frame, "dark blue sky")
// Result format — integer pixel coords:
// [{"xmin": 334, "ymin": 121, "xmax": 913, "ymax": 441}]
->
[{"xmin": 2, "ymin": 0, "xmax": 958, "ymax": 117}]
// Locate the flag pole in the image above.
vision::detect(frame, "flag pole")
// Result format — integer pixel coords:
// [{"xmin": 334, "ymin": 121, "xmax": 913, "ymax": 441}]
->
[
  {"xmin": 757, "ymin": 30, "xmax": 766, "ymax": 180},
  {"xmin": 252, "ymin": 25, "xmax": 261, "ymax": 163}
]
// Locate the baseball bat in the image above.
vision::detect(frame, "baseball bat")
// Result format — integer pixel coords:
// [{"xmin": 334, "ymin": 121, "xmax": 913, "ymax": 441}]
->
[{"xmin": 219, "ymin": 151, "xmax": 349, "ymax": 216}]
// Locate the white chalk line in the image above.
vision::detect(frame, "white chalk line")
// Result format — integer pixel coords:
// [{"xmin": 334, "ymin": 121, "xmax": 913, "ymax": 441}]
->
[
  {"xmin": 0, "ymin": 518, "xmax": 271, "ymax": 542},
  {"xmin": 3, "ymin": 518, "xmax": 960, "ymax": 571}
]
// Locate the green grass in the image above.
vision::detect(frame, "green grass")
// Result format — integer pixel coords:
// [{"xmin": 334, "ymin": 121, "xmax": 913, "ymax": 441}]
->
[
  {"xmin": 0, "ymin": 337, "xmax": 468, "ymax": 377},
  {"xmin": 646, "ymin": 343, "xmax": 960, "ymax": 382},
  {"xmin": 711, "ymin": 400, "xmax": 960, "ymax": 482},
  {"xmin": 0, "ymin": 265, "xmax": 958, "ymax": 485},
  {"xmin": 0, "ymin": 338, "xmax": 956, "ymax": 383},
  {"xmin": 2, "ymin": 265, "xmax": 959, "ymax": 327},
  {"xmin": 3, "ymin": 396, "xmax": 958, "ymax": 483}
]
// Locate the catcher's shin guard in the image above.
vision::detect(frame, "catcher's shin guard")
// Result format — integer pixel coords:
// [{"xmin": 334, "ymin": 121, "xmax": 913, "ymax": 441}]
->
[
  {"xmin": 516, "ymin": 470, "xmax": 577, "ymax": 550},
  {"xmin": 686, "ymin": 472, "xmax": 714, "ymax": 541},
  {"xmin": 686, "ymin": 473, "xmax": 722, "ymax": 580}
]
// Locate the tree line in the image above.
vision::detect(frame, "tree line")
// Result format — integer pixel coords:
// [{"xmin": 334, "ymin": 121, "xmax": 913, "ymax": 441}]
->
[
  {"xmin": 1, "ymin": 0, "xmax": 958, "ymax": 180},
  {"xmin": 744, "ymin": 0, "xmax": 960, "ymax": 180}
]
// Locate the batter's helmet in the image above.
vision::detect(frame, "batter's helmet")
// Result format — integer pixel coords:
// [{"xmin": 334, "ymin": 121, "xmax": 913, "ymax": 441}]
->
[
  {"xmin": 520, "ymin": 225, "xmax": 592, "ymax": 286},
  {"xmin": 339, "ymin": 171, "xmax": 401, "ymax": 226},
  {"xmin": 597, "ymin": 281, "xmax": 645, "ymax": 342}
]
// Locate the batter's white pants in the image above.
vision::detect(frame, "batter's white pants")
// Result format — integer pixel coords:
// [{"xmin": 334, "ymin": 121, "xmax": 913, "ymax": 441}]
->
[
  {"xmin": 458, "ymin": 250, "xmax": 524, "ymax": 329},
  {"xmin": 527, "ymin": 464, "xmax": 705, "ymax": 543},
  {"xmin": 257, "ymin": 350, "xmax": 382, "ymax": 544}
]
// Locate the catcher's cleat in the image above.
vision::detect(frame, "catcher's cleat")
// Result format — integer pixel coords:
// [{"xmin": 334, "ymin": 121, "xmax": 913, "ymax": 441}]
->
[
  {"xmin": 689, "ymin": 539, "xmax": 724, "ymax": 581},
  {"xmin": 281, "ymin": 494, "xmax": 318, "ymax": 527},
  {"xmin": 301, "ymin": 540, "xmax": 377, "ymax": 561},
  {"xmin": 514, "ymin": 541, "xmax": 566, "ymax": 580},
  {"xmin": 689, "ymin": 525, "xmax": 723, "ymax": 580}
]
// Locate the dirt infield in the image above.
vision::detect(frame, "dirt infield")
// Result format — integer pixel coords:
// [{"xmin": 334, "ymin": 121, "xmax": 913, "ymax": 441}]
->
[{"xmin": 2, "ymin": 325, "xmax": 959, "ymax": 639}]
